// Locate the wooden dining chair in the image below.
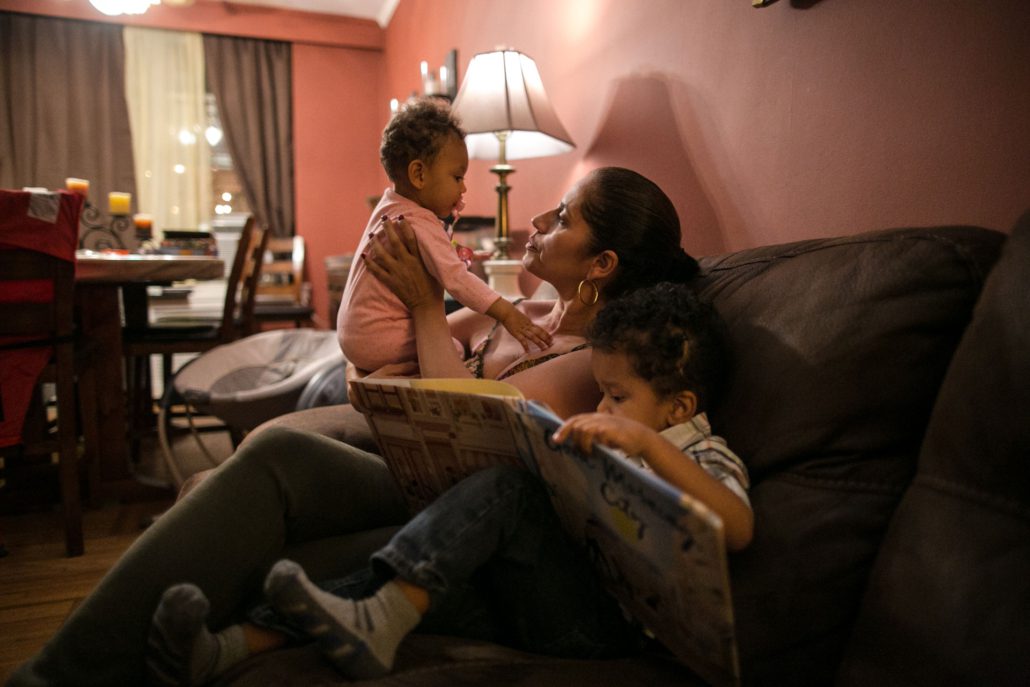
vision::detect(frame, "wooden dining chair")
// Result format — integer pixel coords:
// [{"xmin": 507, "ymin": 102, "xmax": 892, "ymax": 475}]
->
[
  {"xmin": 252, "ymin": 235, "xmax": 315, "ymax": 331},
  {"xmin": 124, "ymin": 216, "xmax": 268, "ymax": 450},
  {"xmin": 0, "ymin": 250, "xmax": 87, "ymax": 556}
]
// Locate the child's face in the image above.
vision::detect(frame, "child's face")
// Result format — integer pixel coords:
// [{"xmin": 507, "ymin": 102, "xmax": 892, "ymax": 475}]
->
[
  {"xmin": 416, "ymin": 134, "xmax": 468, "ymax": 219},
  {"xmin": 591, "ymin": 349, "xmax": 677, "ymax": 432}
]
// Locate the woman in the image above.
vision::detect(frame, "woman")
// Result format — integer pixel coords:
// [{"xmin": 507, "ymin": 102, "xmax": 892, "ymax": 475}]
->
[{"xmin": 9, "ymin": 167, "xmax": 700, "ymax": 686}]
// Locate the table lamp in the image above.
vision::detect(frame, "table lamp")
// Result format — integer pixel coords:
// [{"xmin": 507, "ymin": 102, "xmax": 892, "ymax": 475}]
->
[{"xmin": 451, "ymin": 48, "xmax": 574, "ymax": 295}]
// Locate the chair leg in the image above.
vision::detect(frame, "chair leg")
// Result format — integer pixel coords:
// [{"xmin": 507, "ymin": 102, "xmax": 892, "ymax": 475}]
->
[
  {"xmin": 56, "ymin": 369, "xmax": 84, "ymax": 557},
  {"xmin": 77, "ymin": 363, "xmax": 102, "ymax": 508}
]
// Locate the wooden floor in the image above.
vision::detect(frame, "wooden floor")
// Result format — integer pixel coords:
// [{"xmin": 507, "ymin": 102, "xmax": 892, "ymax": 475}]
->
[{"xmin": 0, "ymin": 497, "xmax": 173, "ymax": 682}]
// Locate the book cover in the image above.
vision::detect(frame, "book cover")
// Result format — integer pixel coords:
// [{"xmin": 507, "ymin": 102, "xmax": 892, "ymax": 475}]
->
[{"xmin": 349, "ymin": 377, "xmax": 740, "ymax": 686}]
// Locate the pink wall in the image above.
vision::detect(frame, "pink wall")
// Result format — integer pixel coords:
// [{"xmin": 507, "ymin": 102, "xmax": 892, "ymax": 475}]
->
[
  {"xmin": 383, "ymin": 0, "xmax": 1030, "ymax": 258},
  {"xmin": 293, "ymin": 44, "xmax": 385, "ymax": 327},
  {"xmin": 6, "ymin": 0, "xmax": 1028, "ymax": 320}
]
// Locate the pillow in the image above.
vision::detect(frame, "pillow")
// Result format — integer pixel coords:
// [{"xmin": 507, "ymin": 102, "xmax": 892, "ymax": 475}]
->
[
  {"xmin": 838, "ymin": 213, "xmax": 1030, "ymax": 684},
  {"xmin": 696, "ymin": 226, "xmax": 1004, "ymax": 682}
]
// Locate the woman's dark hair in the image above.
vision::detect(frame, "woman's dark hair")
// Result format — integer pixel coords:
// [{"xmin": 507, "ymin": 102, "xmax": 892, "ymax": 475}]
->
[
  {"xmin": 587, "ymin": 282, "xmax": 729, "ymax": 412},
  {"xmin": 380, "ymin": 99, "xmax": 465, "ymax": 184},
  {"xmin": 579, "ymin": 167, "xmax": 699, "ymax": 300}
]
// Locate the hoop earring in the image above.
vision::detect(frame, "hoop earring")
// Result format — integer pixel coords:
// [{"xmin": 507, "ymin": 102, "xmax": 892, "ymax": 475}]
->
[{"xmin": 577, "ymin": 279, "xmax": 599, "ymax": 306}]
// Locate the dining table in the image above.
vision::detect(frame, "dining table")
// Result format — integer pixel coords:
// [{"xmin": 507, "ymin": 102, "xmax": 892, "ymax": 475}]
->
[{"xmin": 75, "ymin": 250, "xmax": 224, "ymax": 497}]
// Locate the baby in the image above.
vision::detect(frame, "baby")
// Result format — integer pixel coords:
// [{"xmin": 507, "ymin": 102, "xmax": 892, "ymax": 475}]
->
[{"xmin": 338, "ymin": 99, "xmax": 551, "ymax": 374}]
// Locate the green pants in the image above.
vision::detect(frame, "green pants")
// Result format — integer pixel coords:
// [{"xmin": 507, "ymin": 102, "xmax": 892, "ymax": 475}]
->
[{"xmin": 7, "ymin": 427, "xmax": 408, "ymax": 686}]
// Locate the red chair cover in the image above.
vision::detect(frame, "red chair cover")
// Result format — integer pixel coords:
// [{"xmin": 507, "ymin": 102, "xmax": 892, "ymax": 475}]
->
[{"xmin": 0, "ymin": 189, "xmax": 83, "ymax": 448}]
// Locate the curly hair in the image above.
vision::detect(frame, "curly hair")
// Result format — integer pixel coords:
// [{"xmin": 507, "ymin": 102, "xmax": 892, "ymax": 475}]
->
[
  {"xmin": 380, "ymin": 99, "xmax": 466, "ymax": 184},
  {"xmin": 586, "ymin": 282, "xmax": 730, "ymax": 412},
  {"xmin": 578, "ymin": 167, "xmax": 700, "ymax": 300}
]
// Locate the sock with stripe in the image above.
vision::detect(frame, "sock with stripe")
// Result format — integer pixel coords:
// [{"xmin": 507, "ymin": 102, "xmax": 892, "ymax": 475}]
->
[{"xmin": 264, "ymin": 559, "xmax": 421, "ymax": 679}]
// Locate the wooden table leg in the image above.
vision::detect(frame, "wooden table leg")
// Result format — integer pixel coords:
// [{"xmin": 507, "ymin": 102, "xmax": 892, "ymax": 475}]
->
[
  {"xmin": 76, "ymin": 284, "xmax": 130, "ymax": 484},
  {"xmin": 76, "ymin": 283, "xmax": 173, "ymax": 500}
]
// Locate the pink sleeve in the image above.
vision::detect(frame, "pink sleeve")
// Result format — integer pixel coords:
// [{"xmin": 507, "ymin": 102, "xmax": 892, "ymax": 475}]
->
[{"xmin": 415, "ymin": 220, "xmax": 501, "ymax": 314}]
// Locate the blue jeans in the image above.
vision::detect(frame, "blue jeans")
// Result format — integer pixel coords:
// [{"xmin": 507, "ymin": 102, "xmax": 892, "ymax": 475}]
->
[{"xmin": 254, "ymin": 465, "xmax": 643, "ymax": 659}]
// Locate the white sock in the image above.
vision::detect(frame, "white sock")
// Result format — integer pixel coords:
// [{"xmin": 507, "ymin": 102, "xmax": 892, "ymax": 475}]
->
[
  {"xmin": 264, "ymin": 559, "xmax": 421, "ymax": 679},
  {"xmin": 146, "ymin": 583, "xmax": 250, "ymax": 686}
]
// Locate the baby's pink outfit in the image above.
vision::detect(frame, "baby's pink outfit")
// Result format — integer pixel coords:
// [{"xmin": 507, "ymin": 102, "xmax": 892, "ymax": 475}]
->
[{"xmin": 339, "ymin": 189, "xmax": 500, "ymax": 371}]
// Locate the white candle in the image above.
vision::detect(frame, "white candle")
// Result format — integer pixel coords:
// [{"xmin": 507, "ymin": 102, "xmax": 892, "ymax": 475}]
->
[
  {"xmin": 66, "ymin": 177, "xmax": 90, "ymax": 197},
  {"xmin": 108, "ymin": 192, "xmax": 131, "ymax": 215}
]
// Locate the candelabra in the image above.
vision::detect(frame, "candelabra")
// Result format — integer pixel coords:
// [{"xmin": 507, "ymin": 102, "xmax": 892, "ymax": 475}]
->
[{"xmin": 78, "ymin": 201, "xmax": 135, "ymax": 251}]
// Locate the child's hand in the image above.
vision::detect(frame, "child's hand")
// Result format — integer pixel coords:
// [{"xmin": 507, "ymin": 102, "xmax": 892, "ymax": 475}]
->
[
  {"xmin": 552, "ymin": 413, "xmax": 655, "ymax": 458},
  {"xmin": 502, "ymin": 307, "xmax": 553, "ymax": 352}
]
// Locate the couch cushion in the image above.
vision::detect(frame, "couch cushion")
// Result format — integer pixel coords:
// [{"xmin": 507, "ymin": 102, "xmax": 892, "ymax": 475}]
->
[
  {"xmin": 228, "ymin": 634, "xmax": 701, "ymax": 686},
  {"xmin": 837, "ymin": 214, "xmax": 1030, "ymax": 685},
  {"xmin": 696, "ymin": 226, "xmax": 1005, "ymax": 683}
]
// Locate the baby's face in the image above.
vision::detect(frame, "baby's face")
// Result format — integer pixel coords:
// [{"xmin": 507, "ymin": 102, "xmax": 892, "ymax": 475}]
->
[
  {"xmin": 418, "ymin": 134, "xmax": 468, "ymax": 219},
  {"xmin": 591, "ymin": 349, "xmax": 675, "ymax": 431}
]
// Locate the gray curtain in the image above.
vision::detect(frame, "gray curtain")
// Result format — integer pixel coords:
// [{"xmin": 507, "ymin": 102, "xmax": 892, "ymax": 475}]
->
[
  {"xmin": 203, "ymin": 34, "xmax": 294, "ymax": 237},
  {"xmin": 0, "ymin": 12, "xmax": 136, "ymax": 206}
]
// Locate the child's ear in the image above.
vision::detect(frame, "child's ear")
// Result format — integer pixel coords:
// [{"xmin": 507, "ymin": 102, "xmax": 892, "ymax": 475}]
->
[
  {"xmin": 666, "ymin": 390, "xmax": 698, "ymax": 425},
  {"xmin": 407, "ymin": 159, "xmax": 426, "ymax": 189}
]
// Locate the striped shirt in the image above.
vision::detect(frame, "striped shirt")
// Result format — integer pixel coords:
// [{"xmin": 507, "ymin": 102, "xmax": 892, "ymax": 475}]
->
[{"xmin": 628, "ymin": 413, "xmax": 751, "ymax": 509}]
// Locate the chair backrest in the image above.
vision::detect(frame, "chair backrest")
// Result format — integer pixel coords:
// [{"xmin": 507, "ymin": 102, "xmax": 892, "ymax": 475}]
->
[
  {"xmin": 219, "ymin": 216, "xmax": 268, "ymax": 340},
  {"xmin": 0, "ymin": 250, "xmax": 76, "ymax": 450},
  {"xmin": 325, "ymin": 253, "xmax": 355, "ymax": 327},
  {"xmin": 258, "ymin": 235, "xmax": 306, "ymax": 304}
]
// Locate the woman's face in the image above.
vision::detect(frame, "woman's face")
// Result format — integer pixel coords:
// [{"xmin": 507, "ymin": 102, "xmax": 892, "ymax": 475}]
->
[{"xmin": 524, "ymin": 177, "xmax": 597, "ymax": 287}]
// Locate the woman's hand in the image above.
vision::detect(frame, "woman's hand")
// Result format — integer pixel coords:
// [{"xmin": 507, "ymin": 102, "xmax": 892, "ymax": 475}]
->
[{"xmin": 363, "ymin": 217, "xmax": 443, "ymax": 311}]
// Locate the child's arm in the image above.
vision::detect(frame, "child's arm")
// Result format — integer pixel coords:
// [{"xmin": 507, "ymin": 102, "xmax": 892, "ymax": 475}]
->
[
  {"xmin": 553, "ymin": 413, "xmax": 754, "ymax": 551},
  {"xmin": 486, "ymin": 296, "xmax": 553, "ymax": 352}
]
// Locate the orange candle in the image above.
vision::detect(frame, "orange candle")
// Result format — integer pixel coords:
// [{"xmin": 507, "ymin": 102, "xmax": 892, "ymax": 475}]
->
[
  {"xmin": 66, "ymin": 177, "xmax": 90, "ymax": 197},
  {"xmin": 108, "ymin": 192, "xmax": 131, "ymax": 215},
  {"xmin": 133, "ymin": 213, "xmax": 153, "ymax": 231}
]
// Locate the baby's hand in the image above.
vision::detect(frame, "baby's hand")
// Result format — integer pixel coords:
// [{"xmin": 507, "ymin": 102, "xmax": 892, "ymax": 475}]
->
[
  {"xmin": 552, "ymin": 413, "xmax": 654, "ymax": 458},
  {"xmin": 502, "ymin": 307, "xmax": 553, "ymax": 352}
]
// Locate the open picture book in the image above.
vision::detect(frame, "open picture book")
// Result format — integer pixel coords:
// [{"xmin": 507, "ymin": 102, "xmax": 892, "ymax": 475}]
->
[{"xmin": 349, "ymin": 376, "xmax": 741, "ymax": 687}]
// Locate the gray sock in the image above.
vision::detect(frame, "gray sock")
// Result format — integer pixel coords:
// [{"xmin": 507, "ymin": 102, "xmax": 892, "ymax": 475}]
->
[
  {"xmin": 146, "ymin": 583, "xmax": 249, "ymax": 686},
  {"xmin": 264, "ymin": 559, "xmax": 421, "ymax": 679}
]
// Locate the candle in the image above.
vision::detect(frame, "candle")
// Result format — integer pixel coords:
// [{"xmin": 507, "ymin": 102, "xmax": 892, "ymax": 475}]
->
[
  {"xmin": 133, "ymin": 213, "xmax": 153, "ymax": 240},
  {"xmin": 66, "ymin": 177, "xmax": 90, "ymax": 197},
  {"xmin": 108, "ymin": 192, "xmax": 131, "ymax": 215}
]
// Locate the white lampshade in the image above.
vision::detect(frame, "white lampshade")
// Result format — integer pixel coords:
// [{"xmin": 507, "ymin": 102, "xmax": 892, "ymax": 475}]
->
[{"xmin": 452, "ymin": 49, "xmax": 575, "ymax": 160}]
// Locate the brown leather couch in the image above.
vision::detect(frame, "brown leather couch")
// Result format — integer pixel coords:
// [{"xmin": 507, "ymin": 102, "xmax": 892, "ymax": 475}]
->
[{"xmin": 225, "ymin": 217, "xmax": 1029, "ymax": 685}]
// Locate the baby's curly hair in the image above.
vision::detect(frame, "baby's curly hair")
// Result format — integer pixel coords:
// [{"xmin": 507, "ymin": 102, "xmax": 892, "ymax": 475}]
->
[
  {"xmin": 380, "ymin": 98, "xmax": 466, "ymax": 184},
  {"xmin": 587, "ymin": 282, "xmax": 730, "ymax": 412}
]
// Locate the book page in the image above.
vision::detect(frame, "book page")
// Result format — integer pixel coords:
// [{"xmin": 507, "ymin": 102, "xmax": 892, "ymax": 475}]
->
[
  {"xmin": 517, "ymin": 403, "xmax": 740, "ymax": 687},
  {"xmin": 349, "ymin": 378, "xmax": 529, "ymax": 512}
]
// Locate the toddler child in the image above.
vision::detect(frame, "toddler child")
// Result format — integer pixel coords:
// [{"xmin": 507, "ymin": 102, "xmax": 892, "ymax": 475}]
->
[
  {"xmin": 338, "ymin": 99, "xmax": 551, "ymax": 374},
  {"xmin": 145, "ymin": 283, "xmax": 751, "ymax": 685}
]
